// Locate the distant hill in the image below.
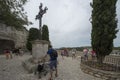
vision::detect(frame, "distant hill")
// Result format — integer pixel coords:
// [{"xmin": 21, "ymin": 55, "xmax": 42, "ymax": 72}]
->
[
  {"xmin": 57, "ymin": 46, "xmax": 120, "ymax": 51},
  {"xmin": 57, "ymin": 46, "xmax": 92, "ymax": 51}
]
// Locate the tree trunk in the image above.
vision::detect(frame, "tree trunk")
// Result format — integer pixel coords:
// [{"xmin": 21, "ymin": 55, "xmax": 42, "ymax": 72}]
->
[{"xmin": 97, "ymin": 55, "xmax": 105, "ymax": 64}]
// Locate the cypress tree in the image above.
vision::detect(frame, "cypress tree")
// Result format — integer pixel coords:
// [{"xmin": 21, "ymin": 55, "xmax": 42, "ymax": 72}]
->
[
  {"xmin": 42, "ymin": 25, "xmax": 49, "ymax": 41},
  {"xmin": 91, "ymin": 0, "xmax": 118, "ymax": 63},
  {"xmin": 26, "ymin": 28, "xmax": 40, "ymax": 51}
]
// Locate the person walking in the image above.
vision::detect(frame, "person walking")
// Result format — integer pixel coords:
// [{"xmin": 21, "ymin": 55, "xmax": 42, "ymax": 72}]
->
[
  {"xmin": 91, "ymin": 50, "xmax": 96, "ymax": 60},
  {"xmin": 10, "ymin": 49, "xmax": 13, "ymax": 59},
  {"xmin": 4, "ymin": 49, "xmax": 10, "ymax": 59},
  {"xmin": 64, "ymin": 48, "xmax": 69, "ymax": 57},
  {"xmin": 61, "ymin": 50, "xmax": 64, "ymax": 59},
  {"xmin": 44, "ymin": 45, "xmax": 58, "ymax": 80},
  {"xmin": 83, "ymin": 48, "xmax": 89, "ymax": 61},
  {"xmin": 71, "ymin": 49, "xmax": 76, "ymax": 59}
]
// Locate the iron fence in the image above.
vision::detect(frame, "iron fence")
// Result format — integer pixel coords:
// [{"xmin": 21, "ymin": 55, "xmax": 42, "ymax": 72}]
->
[{"xmin": 81, "ymin": 56, "xmax": 120, "ymax": 72}]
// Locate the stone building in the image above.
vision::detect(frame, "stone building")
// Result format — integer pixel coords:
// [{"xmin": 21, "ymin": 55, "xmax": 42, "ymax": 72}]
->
[{"xmin": 0, "ymin": 23, "xmax": 28, "ymax": 54}]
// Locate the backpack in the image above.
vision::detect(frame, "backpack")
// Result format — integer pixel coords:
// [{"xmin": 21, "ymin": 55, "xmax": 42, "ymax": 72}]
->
[{"xmin": 51, "ymin": 49, "xmax": 58, "ymax": 58}]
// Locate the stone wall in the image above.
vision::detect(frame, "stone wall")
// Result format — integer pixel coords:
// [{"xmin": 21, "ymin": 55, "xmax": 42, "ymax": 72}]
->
[
  {"xmin": 13, "ymin": 27, "xmax": 28, "ymax": 48},
  {"xmin": 0, "ymin": 23, "xmax": 15, "ymax": 40},
  {"xmin": 104, "ymin": 55, "xmax": 120, "ymax": 66},
  {"xmin": 0, "ymin": 23, "xmax": 28, "ymax": 50},
  {"xmin": 80, "ymin": 63, "xmax": 120, "ymax": 80}
]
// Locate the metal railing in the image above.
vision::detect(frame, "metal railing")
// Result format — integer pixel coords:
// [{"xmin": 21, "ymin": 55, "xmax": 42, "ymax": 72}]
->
[{"xmin": 81, "ymin": 56, "xmax": 120, "ymax": 72}]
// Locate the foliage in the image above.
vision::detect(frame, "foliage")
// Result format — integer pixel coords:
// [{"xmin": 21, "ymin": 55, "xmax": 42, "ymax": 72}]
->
[
  {"xmin": 26, "ymin": 28, "xmax": 40, "ymax": 51},
  {"xmin": 42, "ymin": 25, "xmax": 49, "ymax": 41},
  {"xmin": 0, "ymin": 0, "xmax": 31, "ymax": 29},
  {"xmin": 91, "ymin": 0, "xmax": 118, "ymax": 63}
]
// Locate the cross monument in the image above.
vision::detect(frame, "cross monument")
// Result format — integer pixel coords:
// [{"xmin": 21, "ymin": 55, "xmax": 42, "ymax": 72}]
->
[{"xmin": 36, "ymin": 3, "xmax": 48, "ymax": 40}]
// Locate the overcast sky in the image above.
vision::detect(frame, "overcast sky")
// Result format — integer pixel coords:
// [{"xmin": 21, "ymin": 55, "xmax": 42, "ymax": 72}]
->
[{"xmin": 24, "ymin": 0, "xmax": 120, "ymax": 48}]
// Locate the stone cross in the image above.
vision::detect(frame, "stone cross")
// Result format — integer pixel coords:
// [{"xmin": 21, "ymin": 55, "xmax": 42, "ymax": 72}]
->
[{"xmin": 36, "ymin": 3, "xmax": 48, "ymax": 40}]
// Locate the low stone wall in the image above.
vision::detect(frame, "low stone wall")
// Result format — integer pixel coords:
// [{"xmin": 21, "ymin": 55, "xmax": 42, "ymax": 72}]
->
[{"xmin": 80, "ymin": 63, "xmax": 120, "ymax": 80}]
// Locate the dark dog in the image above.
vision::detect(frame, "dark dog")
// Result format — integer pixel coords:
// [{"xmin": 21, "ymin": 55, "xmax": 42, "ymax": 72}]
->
[
  {"xmin": 37, "ymin": 64, "xmax": 44, "ymax": 72},
  {"xmin": 34, "ymin": 63, "xmax": 48, "ymax": 79}
]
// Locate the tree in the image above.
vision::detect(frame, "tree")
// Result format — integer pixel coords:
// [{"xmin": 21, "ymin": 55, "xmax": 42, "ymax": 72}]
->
[
  {"xmin": 0, "ymin": 0, "xmax": 31, "ymax": 29},
  {"xmin": 42, "ymin": 25, "xmax": 49, "ymax": 41},
  {"xmin": 91, "ymin": 0, "xmax": 118, "ymax": 64},
  {"xmin": 26, "ymin": 28, "xmax": 40, "ymax": 51}
]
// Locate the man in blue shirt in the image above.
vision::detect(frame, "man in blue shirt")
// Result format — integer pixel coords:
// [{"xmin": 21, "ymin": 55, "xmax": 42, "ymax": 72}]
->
[{"xmin": 44, "ymin": 45, "xmax": 58, "ymax": 80}]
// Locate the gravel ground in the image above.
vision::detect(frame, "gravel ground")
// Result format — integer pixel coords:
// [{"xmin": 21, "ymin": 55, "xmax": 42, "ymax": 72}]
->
[{"xmin": 0, "ymin": 54, "xmax": 102, "ymax": 80}]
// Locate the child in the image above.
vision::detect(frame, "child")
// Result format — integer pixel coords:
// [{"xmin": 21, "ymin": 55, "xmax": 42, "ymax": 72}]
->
[
  {"xmin": 83, "ymin": 48, "xmax": 89, "ymax": 61},
  {"xmin": 4, "ymin": 49, "xmax": 10, "ymax": 59}
]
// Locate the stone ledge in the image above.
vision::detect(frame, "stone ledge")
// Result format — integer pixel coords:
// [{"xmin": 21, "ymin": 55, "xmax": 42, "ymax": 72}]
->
[
  {"xmin": 31, "ymin": 40, "xmax": 49, "ymax": 44},
  {"xmin": 80, "ymin": 63, "xmax": 120, "ymax": 80}
]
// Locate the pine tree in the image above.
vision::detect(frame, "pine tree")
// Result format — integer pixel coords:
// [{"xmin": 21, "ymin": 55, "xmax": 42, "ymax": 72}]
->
[{"xmin": 91, "ymin": 0, "xmax": 118, "ymax": 63}]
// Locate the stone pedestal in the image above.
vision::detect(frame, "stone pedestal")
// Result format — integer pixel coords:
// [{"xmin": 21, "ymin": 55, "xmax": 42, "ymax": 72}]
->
[
  {"xmin": 31, "ymin": 40, "xmax": 49, "ymax": 59},
  {"xmin": 22, "ymin": 40, "xmax": 49, "ymax": 73}
]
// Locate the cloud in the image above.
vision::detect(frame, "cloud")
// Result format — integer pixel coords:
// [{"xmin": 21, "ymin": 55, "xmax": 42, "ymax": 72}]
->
[
  {"xmin": 24, "ymin": 0, "xmax": 120, "ymax": 48},
  {"xmin": 114, "ymin": 0, "xmax": 120, "ymax": 47}
]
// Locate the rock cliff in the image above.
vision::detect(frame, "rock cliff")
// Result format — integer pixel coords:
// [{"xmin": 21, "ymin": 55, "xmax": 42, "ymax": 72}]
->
[{"xmin": 0, "ymin": 23, "xmax": 28, "ymax": 53}]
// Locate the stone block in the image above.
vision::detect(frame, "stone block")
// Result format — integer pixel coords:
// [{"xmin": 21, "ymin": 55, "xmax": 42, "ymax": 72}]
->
[
  {"xmin": 31, "ymin": 40, "xmax": 49, "ymax": 59},
  {"xmin": 94, "ymin": 74, "xmax": 101, "ymax": 78}
]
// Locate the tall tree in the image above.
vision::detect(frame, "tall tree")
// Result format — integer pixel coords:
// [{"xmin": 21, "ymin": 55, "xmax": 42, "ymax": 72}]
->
[
  {"xmin": 0, "ymin": 0, "xmax": 31, "ymax": 29},
  {"xmin": 26, "ymin": 28, "xmax": 40, "ymax": 51},
  {"xmin": 91, "ymin": 0, "xmax": 118, "ymax": 63},
  {"xmin": 42, "ymin": 25, "xmax": 49, "ymax": 41}
]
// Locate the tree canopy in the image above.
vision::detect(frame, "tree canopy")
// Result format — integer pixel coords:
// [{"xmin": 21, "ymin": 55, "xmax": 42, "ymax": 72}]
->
[
  {"xmin": 91, "ymin": 0, "xmax": 118, "ymax": 63},
  {"xmin": 26, "ymin": 28, "xmax": 40, "ymax": 51},
  {"xmin": 0, "ymin": 0, "xmax": 31, "ymax": 29},
  {"xmin": 42, "ymin": 25, "xmax": 49, "ymax": 41}
]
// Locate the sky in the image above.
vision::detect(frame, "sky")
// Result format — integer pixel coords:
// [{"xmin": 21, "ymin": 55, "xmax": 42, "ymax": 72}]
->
[{"xmin": 24, "ymin": 0, "xmax": 120, "ymax": 48}]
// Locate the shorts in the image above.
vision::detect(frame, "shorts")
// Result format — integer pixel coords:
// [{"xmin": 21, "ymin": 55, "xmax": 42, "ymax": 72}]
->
[
  {"xmin": 72, "ymin": 53, "xmax": 75, "ymax": 56},
  {"xmin": 49, "ymin": 60, "xmax": 57, "ymax": 70},
  {"xmin": 84, "ymin": 54, "xmax": 88, "ymax": 57}
]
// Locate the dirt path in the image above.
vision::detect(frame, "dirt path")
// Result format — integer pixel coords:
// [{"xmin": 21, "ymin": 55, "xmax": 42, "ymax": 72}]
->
[
  {"xmin": 53, "ymin": 56, "xmax": 102, "ymax": 80},
  {"xmin": 0, "ymin": 54, "xmax": 102, "ymax": 80}
]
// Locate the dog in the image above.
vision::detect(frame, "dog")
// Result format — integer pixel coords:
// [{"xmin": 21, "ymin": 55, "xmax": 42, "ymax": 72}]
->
[{"xmin": 34, "ymin": 61, "xmax": 49, "ymax": 79}]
